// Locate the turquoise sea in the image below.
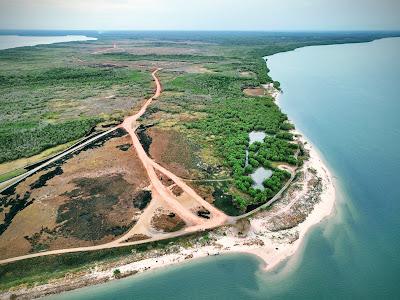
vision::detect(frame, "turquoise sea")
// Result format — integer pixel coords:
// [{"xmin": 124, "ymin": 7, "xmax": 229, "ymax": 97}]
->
[{"xmin": 49, "ymin": 37, "xmax": 400, "ymax": 299}]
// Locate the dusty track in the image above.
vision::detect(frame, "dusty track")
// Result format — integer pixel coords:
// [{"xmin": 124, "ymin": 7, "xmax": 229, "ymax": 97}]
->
[
  {"xmin": 0, "ymin": 69, "xmax": 229, "ymax": 265},
  {"xmin": 121, "ymin": 69, "xmax": 227, "ymax": 227}
]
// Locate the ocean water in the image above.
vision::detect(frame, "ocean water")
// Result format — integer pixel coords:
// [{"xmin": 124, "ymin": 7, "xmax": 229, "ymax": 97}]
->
[
  {"xmin": 0, "ymin": 35, "xmax": 96, "ymax": 50},
  {"xmin": 49, "ymin": 37, "xmax": 400, "ymax": 299}
]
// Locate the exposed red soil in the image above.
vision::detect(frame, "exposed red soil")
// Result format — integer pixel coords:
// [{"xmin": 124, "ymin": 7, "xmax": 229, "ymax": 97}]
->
[
  {"xmin": 155, "ymin": 170, "xmax": 174, "ymax": 187},
  {"xmin": 0, "ymin": 69, "xmax": 229, "ymax": 266}
]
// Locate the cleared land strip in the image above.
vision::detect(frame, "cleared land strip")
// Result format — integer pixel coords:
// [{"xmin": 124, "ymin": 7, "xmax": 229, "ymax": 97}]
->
[{"xmin": 0, "ymin": 131, "xmax": 118, "ymax": 190}]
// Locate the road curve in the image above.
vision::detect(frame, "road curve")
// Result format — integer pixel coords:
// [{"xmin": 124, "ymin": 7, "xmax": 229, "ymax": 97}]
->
[
  {"xmin": 0, "ymin": 69, "xmax": 298, "ymax": 266},
  {"xmin": 0, "ymin": 69, "xmax": 229, "ymax": 265}
]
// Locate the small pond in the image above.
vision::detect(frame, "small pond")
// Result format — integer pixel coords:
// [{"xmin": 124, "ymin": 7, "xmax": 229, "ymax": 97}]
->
[
  {"xmin": 249, "ymin": 131, "xmax": 266, "ymax": 144},
  {"xmin": 246, "ymin": 131, "xmax": 267, "ymax": 166},
  {"xmin": 250, "ymin": 167, "xmax": 273, "ymax": 190},
  {"xmin": 247, "ymin": 131, "xmax": 272, "ymax": 189}
]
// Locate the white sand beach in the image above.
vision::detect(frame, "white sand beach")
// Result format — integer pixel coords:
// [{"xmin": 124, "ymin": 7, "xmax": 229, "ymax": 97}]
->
[{"xmin": 2, "ymin": 89, "xmax": 337, "ymax": 299}]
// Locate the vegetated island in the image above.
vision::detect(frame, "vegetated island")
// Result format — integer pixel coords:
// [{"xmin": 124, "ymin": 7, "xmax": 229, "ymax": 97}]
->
[{"xmin": 0, "ymin": 31, "xmax": 398, "ymax": 299}]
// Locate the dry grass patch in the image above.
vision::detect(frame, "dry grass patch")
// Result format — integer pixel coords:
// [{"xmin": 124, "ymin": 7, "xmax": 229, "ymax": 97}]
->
[
  {"xmin": 148, "ymin": 128, "xmax": 199, "ymax": 179},
  {"xmin": 0, "ymin": 130, "xmax": 151, "ymax": 259}
]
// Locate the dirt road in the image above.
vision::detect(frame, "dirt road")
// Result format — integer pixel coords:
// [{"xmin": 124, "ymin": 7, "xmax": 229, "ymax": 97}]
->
[{"xmin": 0, "ymin": 69, "xmax": 229, "ymax": 265}]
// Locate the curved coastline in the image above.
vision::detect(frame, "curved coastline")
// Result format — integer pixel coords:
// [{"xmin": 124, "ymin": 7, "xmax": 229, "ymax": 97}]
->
[
  {"xmin": 78, "ymin": 94, "xmax": 338, "ymax": 273},
  {"xmin": 2, "ymin": 48, "xmax": 338, "ymax": 300},
  {"xmin": 243, "ymin": 126, "xmax": 337, "ymax": 271},
  {"xmin": 3, "ymin": 35, "xmax": 400, "ymax": 300},
  {"xmin": 7, "ymin": 92, "xmax": 337, "ymax": 299},
  {"xmin": 243, "ymin": 57, "xmax": 337, "ymax": 271}
]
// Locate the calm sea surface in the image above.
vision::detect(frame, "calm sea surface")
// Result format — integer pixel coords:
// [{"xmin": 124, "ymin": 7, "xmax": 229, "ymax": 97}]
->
[
  {"xmin": 0, "ymin": 35, "xmax": 96, "ymax": 50},
  {"xmin": 49, "ymin": 37, "xmax": 400, "ymax": 299}
]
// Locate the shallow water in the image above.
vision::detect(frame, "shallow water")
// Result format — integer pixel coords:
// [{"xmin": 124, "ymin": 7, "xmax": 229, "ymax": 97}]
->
[
  {"xmin": 47, "ymin": 254, "xmax": 264, "ymax": 300},
  {"xmin": 49, "ymin": 37, "xmax": 400, "ymax": 299},
  {"xmin": 249, "ymin": 131, "xmax": 266, "ymax": 144},
  {"xmin": 246, "ymin": 131, "xmax": 267, "ymax": 166},
  {"xmin": 250, "ymin": 167, "xmax": 272, "ymax": 190},
  {"xmin": 0, "ymin": 35, "xmax": 96, "ymax": 50}
]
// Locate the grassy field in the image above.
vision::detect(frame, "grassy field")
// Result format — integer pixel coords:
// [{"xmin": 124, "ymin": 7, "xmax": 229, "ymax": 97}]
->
[{"xmin": 0, "ymin": 43, "xmax": 154, "ymax": 164}]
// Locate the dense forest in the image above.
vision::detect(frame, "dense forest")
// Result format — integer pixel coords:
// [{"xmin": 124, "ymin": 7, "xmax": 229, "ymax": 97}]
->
[{"xmin": 0, "ymin": 118, "xmax": 99, "ymax": 163}]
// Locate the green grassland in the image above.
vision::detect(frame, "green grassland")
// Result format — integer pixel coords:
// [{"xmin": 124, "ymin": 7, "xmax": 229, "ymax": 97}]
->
[
  {"xmin": 0, "ymin": 32, "xmax": 393, "ymax": 165},
  {"xmin": 0, "ymin": 43, "xmax": 153, "ymax": 163}
]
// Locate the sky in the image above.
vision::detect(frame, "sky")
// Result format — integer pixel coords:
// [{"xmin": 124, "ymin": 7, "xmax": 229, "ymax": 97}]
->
[{"xmin": 0, "ymin": 0, "xmax": 399, "ymax": 31}]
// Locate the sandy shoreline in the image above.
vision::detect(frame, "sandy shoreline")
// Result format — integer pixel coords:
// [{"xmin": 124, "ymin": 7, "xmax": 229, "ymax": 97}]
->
[
  {"xmin": 53, "ymin": 127, "xmax": 336, "ymax": 285},
  {"xmin": 2, "ymin": 89, "xmax": 337, "ymax": 299},
  {"xmin": 83, "ymin": 88, "xmax": 336, "ymax": 275},
  {"xmin": 241, "ymin": 88, "xmax": 336, "ymax": 270},
  {"xmin": 98, "ymin": 130, "xmax": 336, "ymax": 275},
  {"xmin": 243, "ymin": 135, "xmax": 336, "ymax": 270}
]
